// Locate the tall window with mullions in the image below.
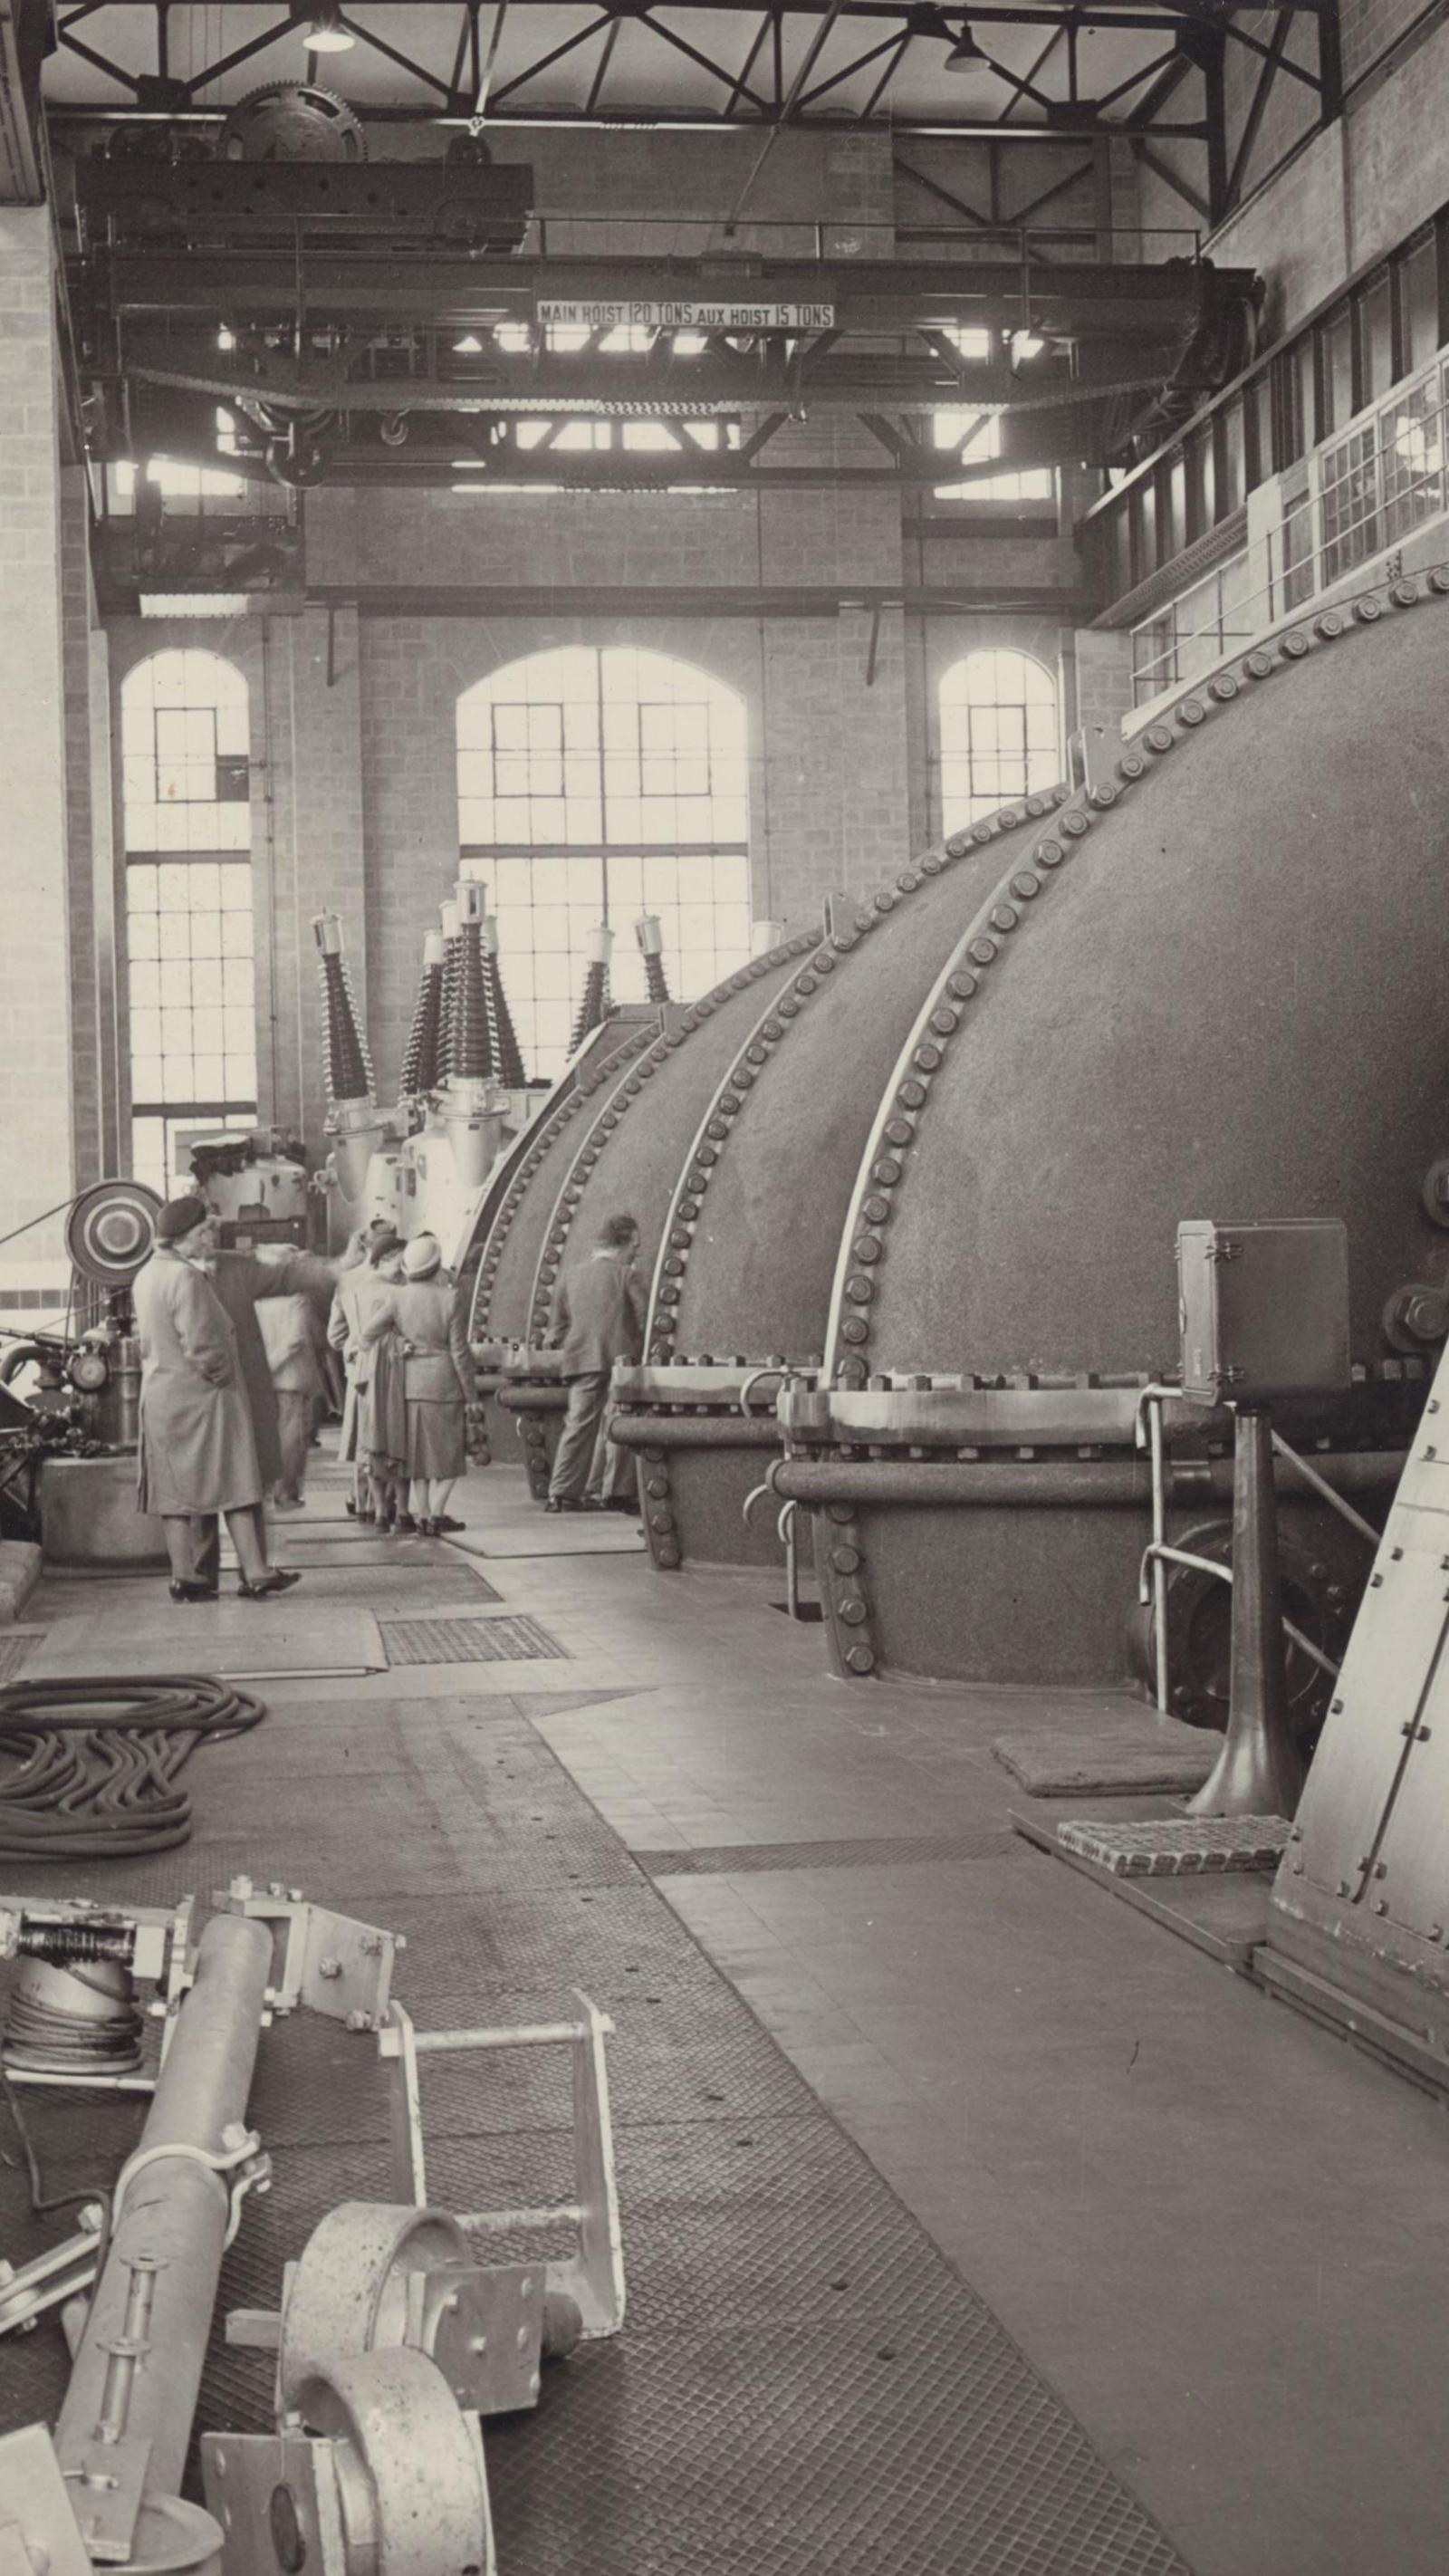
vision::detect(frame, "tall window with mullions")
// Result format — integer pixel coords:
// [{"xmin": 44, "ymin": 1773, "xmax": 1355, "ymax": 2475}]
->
[
  {"xmin": 120, "ymin": 649, "xmax": 258, "ymax": 1200},
  {"xmin": 937, "ymin": 649, "xmax": 1059, "ymax": 833},
  {"xmin": 456, "ymin": 646, "xmax": 752, "ymax": 1081}
]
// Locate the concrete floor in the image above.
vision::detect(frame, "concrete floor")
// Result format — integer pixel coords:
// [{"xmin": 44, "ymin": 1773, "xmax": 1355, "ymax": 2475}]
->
[{"xmin": 17, "ymin": 1456, "xmax": 1449, "ymax": 2573}]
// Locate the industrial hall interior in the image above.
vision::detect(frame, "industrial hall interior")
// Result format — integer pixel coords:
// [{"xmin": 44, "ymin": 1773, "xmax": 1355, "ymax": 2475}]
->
[{"xmin": 6, "ymin": 0, "xmax": 1449, "ymax": 2563}]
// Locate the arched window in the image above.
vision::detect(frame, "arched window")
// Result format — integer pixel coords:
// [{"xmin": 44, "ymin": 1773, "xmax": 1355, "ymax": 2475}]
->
[
  {"xmin": 938, "ymin": 649, "xmax": 1058, "ymax": 832},
  {"xmin": 457, "ymin": 646, "xmax": 751, "ymax": 1079},
  {"xmin": 120, "ymin": 649, "xmax": 257, "ymax": 1198}
]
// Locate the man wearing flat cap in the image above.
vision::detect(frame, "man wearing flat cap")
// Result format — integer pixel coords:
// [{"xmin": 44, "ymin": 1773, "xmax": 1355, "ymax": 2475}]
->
[{"xmin": 132, "ymin": 1196, "xmax": 303, "ymax": 1600}]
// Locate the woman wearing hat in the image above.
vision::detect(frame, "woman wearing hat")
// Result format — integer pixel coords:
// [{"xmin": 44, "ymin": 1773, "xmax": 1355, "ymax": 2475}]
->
[
  {"xmin": 329, "ymin": 1226, "xmax": 406, "ymax": 1523},
  {"xmin": 132, "ymin": 1197, "xmax": 302, "ymax": 1601},
  {"xmin": 360, "ymin": 1234, "xmax": 478, "ymax": 1537}
]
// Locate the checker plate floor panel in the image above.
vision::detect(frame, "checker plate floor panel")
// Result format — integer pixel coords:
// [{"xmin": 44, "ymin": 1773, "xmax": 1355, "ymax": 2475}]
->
[
  {"xmin": 0, "ymin": 1689, "xmax": 1190, "ymax": 2576},
  {"xmin": 381, "ymin": 1613, "xmax": 566, "ymax": 1665}
]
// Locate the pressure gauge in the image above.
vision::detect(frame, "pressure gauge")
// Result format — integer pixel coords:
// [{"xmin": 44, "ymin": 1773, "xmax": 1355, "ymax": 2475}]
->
[{"xmin": 66, "ymin": 1348, "xmax": 110, "ymax": 1394}]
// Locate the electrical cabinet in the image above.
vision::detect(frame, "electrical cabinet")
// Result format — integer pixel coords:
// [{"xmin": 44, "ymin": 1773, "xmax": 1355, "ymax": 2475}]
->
[{"xmin": 1176, "ymin": 1218, "xmax": 1350, "ymax": 1405}]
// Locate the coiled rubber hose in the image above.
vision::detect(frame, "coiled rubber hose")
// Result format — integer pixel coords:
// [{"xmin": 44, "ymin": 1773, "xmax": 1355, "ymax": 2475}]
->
[{"xmin": 0, "ymin": 1675, "xmax": 265, "ymax": 1860}]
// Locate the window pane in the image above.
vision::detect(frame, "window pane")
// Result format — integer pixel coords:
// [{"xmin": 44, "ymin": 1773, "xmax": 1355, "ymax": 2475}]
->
[
  {"xmin": 122, "ymin": 645, "xmax": 256, "ymax": 1153},
  {"xmin": 458, "ymin": 647, "xmax": 753, "ymax": 1080},
  {"xmin": 938, "ymin": 650, "xmax": 1060, "ymax": 834}
]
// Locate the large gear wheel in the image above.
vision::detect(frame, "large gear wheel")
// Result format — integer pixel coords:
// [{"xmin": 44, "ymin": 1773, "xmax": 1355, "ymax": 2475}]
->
[{"xmin": 219, "ymin": 82, "xmax": 367, "ymax": 162}]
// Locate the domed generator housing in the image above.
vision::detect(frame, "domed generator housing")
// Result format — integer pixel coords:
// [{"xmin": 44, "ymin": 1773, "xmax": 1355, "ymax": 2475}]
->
[
  {"xmin": 464, "ymin": 1019, "xmax": 653, "ymax": 1465},
  {"xmin": 777, "ymin": 568, "xmax": 1449, "ymax": 1708},
  {"xmin": 484, "ymin": 936, "xmax": 816, "ymax": 1499},
  {"xmin": 609, "ymin": 800, "xmax": 1058, "ymax": 1572}
]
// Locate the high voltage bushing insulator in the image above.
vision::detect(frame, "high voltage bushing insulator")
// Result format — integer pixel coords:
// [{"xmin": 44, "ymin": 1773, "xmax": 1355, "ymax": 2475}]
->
[
  {"xmin": 313, "ymin": 915, "xmax": 373, "ymax": 1106},
  {"xmin": 635, "ymin": 913, "xmax": 670, "ymax": 1006},
  {"xmin": 569, "ymin": 923, "xmax": 614, "ymax": 1055},
  {"xmin": 400, "ymin": 933, "xmax": 446, "ymax": 1100},
  {"xmin": 437, "ymin": 900, "xmax": 461, "ymax": 1086},
  {"xmin": 448, "ymin": 881, "xmax": 494, "ymax": 1081},
  {"xmin": 482, "ymin": 915, "xmax": 527, "ymax": 1088}
]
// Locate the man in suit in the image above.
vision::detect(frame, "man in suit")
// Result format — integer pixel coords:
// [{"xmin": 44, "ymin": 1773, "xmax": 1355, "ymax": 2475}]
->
[{"xmin": 545, "ymin": 1212, "xmax": 646, "ymax": 1514}]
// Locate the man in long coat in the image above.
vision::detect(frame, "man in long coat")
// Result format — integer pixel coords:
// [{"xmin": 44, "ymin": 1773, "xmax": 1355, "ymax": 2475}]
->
[
  {"xmin": 207, "ymin": 1239, "xmax": 355, "ymax": 1492},
  {"xmin": 132, "ymin": 1197, "xmax": 302, "ymax": 1600},
  {"xmin": 545, "ymin": 1212, "xmax": 647, "ymax": 1514}
]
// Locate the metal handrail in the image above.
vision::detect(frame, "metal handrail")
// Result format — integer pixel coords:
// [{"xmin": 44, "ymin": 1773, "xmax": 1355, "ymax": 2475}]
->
[
  {"xmin": 1130, "ymin": 342, "xmax": 1449, "ymax": 705},
  {"xmin": 1132, "ymin": 1389, "xmax": 1358, "ymax": 1707}
]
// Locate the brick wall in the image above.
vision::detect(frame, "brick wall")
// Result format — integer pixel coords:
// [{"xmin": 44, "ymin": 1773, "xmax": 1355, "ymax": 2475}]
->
[
  {"xmin": 1137, "ymin": 2, "xmax": 1449, "ymax": 340},
  {"xmin": 0, "ymin": 210, "xmax": 74, "ymax": 1273},
  {"xmin": 1339, "ymin": 0, "xmax": 1435, "ymax": 86}
]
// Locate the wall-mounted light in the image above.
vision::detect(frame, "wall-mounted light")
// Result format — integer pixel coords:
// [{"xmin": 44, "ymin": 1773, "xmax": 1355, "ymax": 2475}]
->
[
  {"xmin": 299, "ymin": 2, "xmax": 353, "ymax": 53},
  {"xmin": 452, "ymin": 333, "xmax": 485, "ymax": 354}
]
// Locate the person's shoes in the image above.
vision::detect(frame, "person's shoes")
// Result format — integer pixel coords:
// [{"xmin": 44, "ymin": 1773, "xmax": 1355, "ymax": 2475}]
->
[
  {"xmin": 395, "ymin": 1512, "xmax": 417, "ymax": 1533},
  {"xmin": 543, "ymin": 1497, "xmax": 581, "ymax": 1514},
  {"xmin": 344, "ymin": 1496, "xmax": 360, "ymax": 1517},
  {"xmin": 605, "ymin": 1495, "xmax": 638, "ymax": 1515},
  {"xmin": 237, "ymin": 1569, "xmax": 302, "ymax": 1600},
  {"xmin": 433, "ymin": 1514, "xmax": 465, "ymax": 1533},
  {"xmin": 272, "ymin": 1495, "xmax": 305, "ymax": 1514},
  {"xmin": 168, "ymin": 1579, "xmax": 217, "ymax": 1603},
  {"xmin": 417, "ymin": 1517, "xmax": 438, "ymax": 1537}
]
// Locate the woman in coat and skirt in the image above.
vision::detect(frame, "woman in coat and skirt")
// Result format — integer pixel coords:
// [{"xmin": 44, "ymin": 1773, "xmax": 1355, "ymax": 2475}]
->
[
  {"xmin": 132, "ymin": 1196, "xmax": 302, "ymax": 1600},
  {"xmin": 329, "ymin": 1226, "xmax": 404, "ymax": 1521},
  {"xmin": 360, "ymin": 1234, "xmax": 477, "ymax": 1536}
]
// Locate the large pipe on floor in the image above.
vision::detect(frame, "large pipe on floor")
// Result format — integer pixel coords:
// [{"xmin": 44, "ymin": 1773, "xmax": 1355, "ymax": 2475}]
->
[
  {"xmin": 773, "ymin": 1451, "xmax": 1406, "ymax": 1508},
  {"xmin": 54, "ymin": 1910, "xmax": 273, "ymax": 2572}
]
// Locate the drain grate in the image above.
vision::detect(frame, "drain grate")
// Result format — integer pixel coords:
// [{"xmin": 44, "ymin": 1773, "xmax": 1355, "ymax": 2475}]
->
[
  {"xmin": 381, "ymin": 1614, "xmax": 567, "ymax": 1667},
  {"xmin": 0, "ymin": 1634, "xmax": 34, "ymax": 1686},
  {"xmin": 638, "ymin": 1832, "xmax": 1014, "ymax": 1875},
  {"xmin": 1057, "ymin": 1814, "xmax": 1291, "ymax": 1877},
  {"xmin": 284, "ymin": 1562, "xmax": 500, "ymax": 1598}
]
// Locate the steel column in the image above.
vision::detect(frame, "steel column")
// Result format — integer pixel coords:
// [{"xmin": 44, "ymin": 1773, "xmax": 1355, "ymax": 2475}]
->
[{"xmin": 1187, "ymin": 1408, "xmax": 1307, "ymax": 1821}]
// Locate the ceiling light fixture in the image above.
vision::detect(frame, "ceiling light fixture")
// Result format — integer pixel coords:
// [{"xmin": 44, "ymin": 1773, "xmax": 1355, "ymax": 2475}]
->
[
  {"xmin": 943, "ymin": 16, "xmax": 986, "ymax": 69},
  {"xmin": 300, "ymin": 3, "xmax": 353, "ymax": 53}
]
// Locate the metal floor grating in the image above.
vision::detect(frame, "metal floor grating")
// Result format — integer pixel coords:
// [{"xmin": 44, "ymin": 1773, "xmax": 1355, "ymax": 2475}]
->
[
  {"xmin": 0, "ymin": 1686, "xmax": 1190, "ymax": 2575},
  {"xmin": 0, "ymin": 1632, "xmax": 34, "ymax": 1685},
  {"xmin": 638, "ymin": 1831, "xmax": 1015, "ymax": 1874},
  {"xmin": 381, "ymin": 1613, "xmax": 567, "ymax": 1665}
]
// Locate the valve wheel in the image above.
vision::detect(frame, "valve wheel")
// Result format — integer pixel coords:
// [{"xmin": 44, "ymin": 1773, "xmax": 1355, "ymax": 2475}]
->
[
  {"xmin": 279, "ymin": 2202, "xmax": 470, "ymax": 2407},
  {"xmin": 293, "ymin": 2347, "xmax": 491, "ymax": 2576}
]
